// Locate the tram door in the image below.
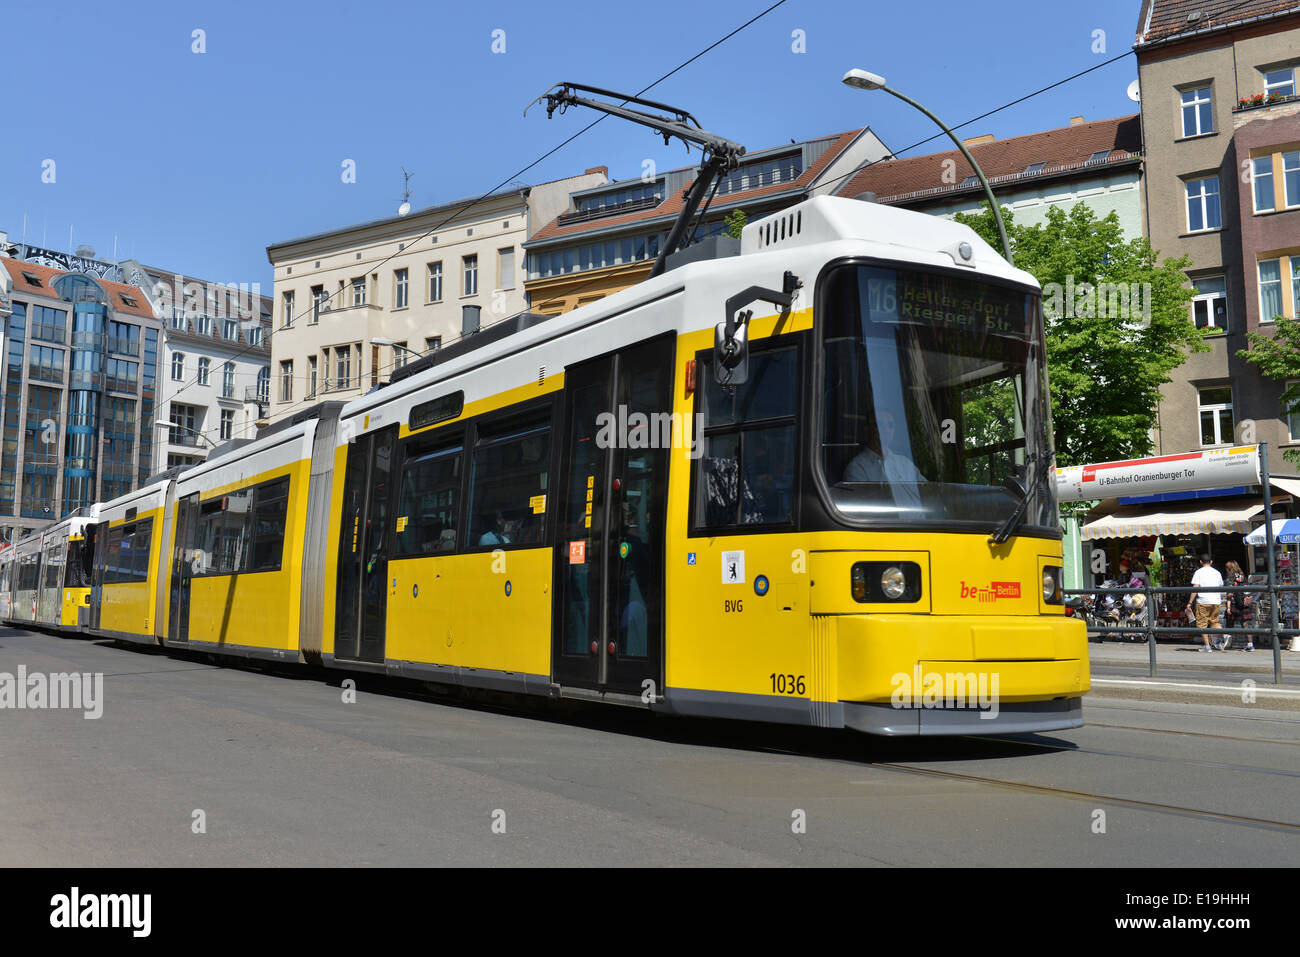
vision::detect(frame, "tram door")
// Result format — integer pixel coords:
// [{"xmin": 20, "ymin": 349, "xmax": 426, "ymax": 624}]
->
[
  {"xmin": 335, "ymin": 425, "xmax": 398, "ymax": 663},
  {"xmin": 168, "ymin": 493, "xmax": 200, "ymax": 642},
  {"xmin": 554, "ymin": 335, "xmax": 674, "ymax": 694},
  {"xmin": 88, "ymin": 522, "xmax": 107, "ymax": 631}
]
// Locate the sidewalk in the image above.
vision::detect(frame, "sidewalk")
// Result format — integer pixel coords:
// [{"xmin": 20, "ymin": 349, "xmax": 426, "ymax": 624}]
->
[{"xmin": 1085, "ymin": 637, "xmax": 1300, "ymax": 710}]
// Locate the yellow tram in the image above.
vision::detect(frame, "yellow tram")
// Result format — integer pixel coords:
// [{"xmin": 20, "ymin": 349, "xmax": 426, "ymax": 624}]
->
[{"xmin": 5, "ymin": 196, "xmax": 1088, "ymax": 734}]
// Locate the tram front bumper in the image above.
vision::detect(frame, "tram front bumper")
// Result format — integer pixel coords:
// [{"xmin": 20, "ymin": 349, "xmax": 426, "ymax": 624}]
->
[{"xmin": 831, "ymin": 613, "xmax": 1089, "ymax": 736}]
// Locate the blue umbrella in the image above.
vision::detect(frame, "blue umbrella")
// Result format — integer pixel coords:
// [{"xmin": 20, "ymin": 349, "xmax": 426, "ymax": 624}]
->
[{"xmin": 1243, "ymin": 518, "xmax": 1300, "ymax": 545}]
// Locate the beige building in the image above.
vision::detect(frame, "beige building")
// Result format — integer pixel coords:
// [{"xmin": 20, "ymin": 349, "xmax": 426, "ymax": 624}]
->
[
  {"xmin": 265, "ymin": 170, "xmax": 606, "ymax": 422},
  {"xmin": 1135, "ymin": 0, "xmax": 1300, "ymax": 466}
]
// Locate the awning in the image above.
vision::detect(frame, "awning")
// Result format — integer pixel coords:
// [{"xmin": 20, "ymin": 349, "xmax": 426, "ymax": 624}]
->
[
  {"xmin": 1081, "ymin": 498, "xmax": 1267, "ymax": 540},
  {"xmin": 1267, "ymin": 475, "xmax": 1300, "ymax": 498}
]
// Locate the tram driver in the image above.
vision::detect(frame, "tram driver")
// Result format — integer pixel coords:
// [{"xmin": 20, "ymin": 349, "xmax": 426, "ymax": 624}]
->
[{"xmin": 842, "ymin": 410, "xmax": 926, "ymax": 512}]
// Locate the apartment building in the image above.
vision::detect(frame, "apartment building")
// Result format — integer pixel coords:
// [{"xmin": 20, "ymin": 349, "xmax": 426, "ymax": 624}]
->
[
  {"xmin": 522, "ymin": 129, "xmax": 891, "ymax": 315},
  {"xmin": 133, "ymin": 264, "xmax": 273, "ymax": 468},
  {"xmin": 834, "ymin": 115, "xmax": 1145, "ymax": 240},
  {"xmin": 265, "ymin": 170, "xmax": 607, "ymax": 423},
  {"xmin": 1135, "ymin": 0, "xmax": 1300, "ymax": 465}
]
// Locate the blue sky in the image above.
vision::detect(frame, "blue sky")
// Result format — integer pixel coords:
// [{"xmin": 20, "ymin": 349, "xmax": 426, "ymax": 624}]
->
[{"xmin": 3, "ymin": 0, "xmax": 1142, "ymax": 289}]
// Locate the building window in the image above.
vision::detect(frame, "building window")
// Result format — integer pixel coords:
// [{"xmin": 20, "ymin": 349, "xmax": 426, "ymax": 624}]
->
[
  {"xmin": 428, "ymin": 262, "xmax": 443, "ymax": 302},
  {"xmin": 280, "ymin": 360, "xmax": 293, "ymax": 402},
  {"xmin": 220, "ymin": 409, "xmax": 234, "ymax": 441},
  {"xmin": 394, "ymin": 341, "xmax": 410, "ymax": 369},
  {"xmin": 463, "ymin": 255, "xmax": 478, "ymax": 297},
  {"xmin": 196, "ymin": 315, "xmax": 212, "ymax": 336},
  {"xmin": 351, "ymin": 277, "xmax": 366, "ymax": 307},
  {"xmin": 395, "ymin": 268, "xmax": 409, "ymax": 308},
  {"xmin": 1023, "ymin": 162, "xmax": 1046, "ymax": 175},
  {"xmin": 1285, "ymin": 151, "xmax": 1300, "ymax": 208},
  {"xmin": 498, "ymin": 248, "xmax": 515, "ymax": 290},
  {"xmin": 425, "ymin": 336, "xmax": 441, "ymax": 354},
  {"xmin": 1253, "ymin": 156, "xmax": 1275, "ymax": 212},
  {"xmin": 257, "ymin": 367, "xmax": 270, "ymax": 404},
  {"xmin": 1185, "ymin": 176, "xmax": 1221, "ymax": 232},
  {"xmin": 222, "ymin": 362, "xmax": 235, "ymax": 398},
  {"xmin": 1264, "ymin": 67, "xmax": 1296, "ymax": 98},
  {"xmin": 197, "ymin": 357, "xmax": 210, "ymax": 386},
  {"xmin": 1198, "ymin": 387, "xmax": 1234, "ymax": 447},
  {"xmin": 223, "ymin": 320, "xmax": 237, "ymax": 341},
  {"xmin": 248, "ymin": 326, "xmax": 263, "ymax": 346},
  {"xmin": 169, "ymin": 403, "xmax": 200, "ymax": 446},
  {"xmin": 1293, "ymin": 259, "xmax": 1300, "ymax": 320},
  {"xmin": 311, "ymin": 285, "xmax": 326, "ymax": 324},
  {"xmin": 171, "ymin": 353, "xmax": 185, "ymax": 381},
  {"xmin": 1181, "ymin": 86, "xmax": 1213, "ymax": 137},
  {"xmin": 308, "ymin": 356, "xmax": 318, "ymax": 398},
  {"xmin": 282, "ymin": 291, "xmax": 294, "ymax": 327},
  {"xmin": 1260, "ymin": 259, "xmax": 1284, "ymax": 322},
  {"xmin": 336, "ymin": 347, "xmax": 352, "ymax": 390},
  {"xmin": 1192, "ymin": 275, "xmax": 1228, "ymax": 330}
]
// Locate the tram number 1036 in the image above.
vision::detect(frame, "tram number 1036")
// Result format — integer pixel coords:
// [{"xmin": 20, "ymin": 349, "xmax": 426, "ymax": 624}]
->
[{"xmin": 770, "ymin": 673, "xmax": 807, "ymax": 696}]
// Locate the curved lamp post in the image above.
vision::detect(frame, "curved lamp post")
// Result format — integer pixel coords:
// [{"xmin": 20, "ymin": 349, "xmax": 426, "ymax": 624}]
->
[{"xmin": 842, "ymin": 68, "xmax": 1014, "ymax": 265}]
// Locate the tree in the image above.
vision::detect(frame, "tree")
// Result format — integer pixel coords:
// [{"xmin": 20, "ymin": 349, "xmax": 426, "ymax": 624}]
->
[
  {"xmin": 1237, "ymin": 316, "xmax": 1300, "ymax": 464},
  {"xmin": 954, "ymin": 202, "xmax": 1205, "ymax": 468},
  {"xmin": 723, "ymin": 209, "xmax": 746, "ymax": 238}
]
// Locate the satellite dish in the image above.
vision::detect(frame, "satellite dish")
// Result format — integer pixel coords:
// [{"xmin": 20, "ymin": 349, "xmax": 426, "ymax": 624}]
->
[
  {"xmin": 1127, "ymin": 80, "xmax": 1141, "ymax": 103},
  {"xmin": 397, "ymin": 202, "xmax": 411, "ymax": 217}
]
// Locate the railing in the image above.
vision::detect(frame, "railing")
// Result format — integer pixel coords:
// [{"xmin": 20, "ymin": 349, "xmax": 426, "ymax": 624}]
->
[
  {"xmin": 107, "ymin": 337, "xmax": 139, "ymax": 356},
  {"xmin": 557, "ymin": 194, "xmax": 661, "ymax": 225},
  {"xmin": 104, "ymin": 375, "xmax": 137, "ymax": 393},
  {"xmin": 27, "ymin": 364, "xmax": 64, "ymax": 383},
  {"xmin": 1065, "ymin": 582, "xmax": 1293, "ymax": 683},
  {"xmin": 168, "ymin": 431, "xmax": 203, "ymax": 447},
  {"xmin": 30, "ymin": 323, "xmax": 66, "ymax": 344}
]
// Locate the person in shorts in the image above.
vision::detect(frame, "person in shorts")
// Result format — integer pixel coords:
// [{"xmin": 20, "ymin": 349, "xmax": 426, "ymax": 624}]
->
[{"xmin": 1189, "ymin": 554, "xmax": 1224, "ymax": 652}]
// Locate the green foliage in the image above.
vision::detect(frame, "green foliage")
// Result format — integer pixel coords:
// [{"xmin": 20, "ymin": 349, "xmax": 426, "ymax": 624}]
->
[
  {"xmin": 1237, "ymin": 316, "xmax": 1300, "ymax": 464},
  {"xmin": 953, "ymin": 202, "xmax": 1204, "ymax": 471},
  {"xmin": 723, "ymin": 209, "xmax": 746, "ymax": 239}
]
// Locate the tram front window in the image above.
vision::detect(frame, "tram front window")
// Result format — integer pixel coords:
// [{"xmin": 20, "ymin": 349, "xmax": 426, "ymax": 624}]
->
[{"xmin": 819, "ymin": 262, "xmax": 1056, "ymax": 534}]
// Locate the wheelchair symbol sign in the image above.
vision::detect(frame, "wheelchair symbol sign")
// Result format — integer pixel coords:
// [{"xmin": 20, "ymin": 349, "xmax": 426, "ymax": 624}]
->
[{"xmin": 687, "ymin": 552, "xmax": 697, "ymax": 566}]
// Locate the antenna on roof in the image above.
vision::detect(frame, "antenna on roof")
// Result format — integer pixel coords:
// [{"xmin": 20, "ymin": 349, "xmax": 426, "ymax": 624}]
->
[{"xmin": 397, "ymin": 167, "xmax": 414, "ymax": 217}]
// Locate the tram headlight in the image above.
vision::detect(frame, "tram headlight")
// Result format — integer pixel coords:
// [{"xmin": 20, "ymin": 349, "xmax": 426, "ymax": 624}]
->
[
  {"xmin": 1042, "ymin": 566, "xmax": 1062, "ymax": 604},
  {"xmin": 850, "ymin": 561, "xmax": 922, "ymax": 603},
  {"xmin": 881, "ymin": 566, "xmax": 907, "ymax": 600}
]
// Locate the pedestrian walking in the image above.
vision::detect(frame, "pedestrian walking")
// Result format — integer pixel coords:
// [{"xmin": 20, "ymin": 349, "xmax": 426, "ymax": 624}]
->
[
  {"xmin": 1221, "ymin": 560, "xmax": 1253, "ymax": 651},
  {"xmin": 1189, "ymin": 554, "xmax": 1225, "ymax": 652}
]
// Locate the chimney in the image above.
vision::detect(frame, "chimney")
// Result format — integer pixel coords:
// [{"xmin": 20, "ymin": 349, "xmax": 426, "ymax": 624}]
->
[
  {"xmin": 585, "ymin": 166, "xmax": 609, "ymax": 179},
  {"xmin": 1069, "ymin": 116, "xmax": 1086, "ymax": 125},
  {"xmin": 962, "ymin": 134, "xmax": 995, "ymax": 147}
]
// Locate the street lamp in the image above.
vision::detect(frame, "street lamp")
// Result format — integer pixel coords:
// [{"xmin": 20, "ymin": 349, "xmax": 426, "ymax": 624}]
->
[
  {"xmin": 842, "ymin": 69, "xmax": 1014, "ymax": 265},
  {"xmin": 370, "ymin": 337, "xmax": 424, "ymax": 360}
]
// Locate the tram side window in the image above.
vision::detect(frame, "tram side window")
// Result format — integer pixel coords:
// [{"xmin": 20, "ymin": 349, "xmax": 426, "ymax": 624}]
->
[
  {"xmin": 18, "ymin": 558, "xmax": 39, "ymax": 592},
  {"xmin": 42, "ymin": 556, "xmax": 61, "ymax": 591},
  {"xmin": 247, "ymin": 478, "xmax": 290, "ymax": 572},
  {"xmin": 395, "ymin": 435, "xmax": 463, "ymax": 557},
  {"xmin": 695, "ymin": 346, "xmax": 799, "ymax": 528},
  {"xmin": 105, "ymin": 519, "xmax": 152, "ymax": 584},
  {"xmin": 468, "ymin": 413, "xmax": 550, "ymax": 548},
  {"xmin": 197, "ymin": 490, "xmax": 251, "ymax": 575}
]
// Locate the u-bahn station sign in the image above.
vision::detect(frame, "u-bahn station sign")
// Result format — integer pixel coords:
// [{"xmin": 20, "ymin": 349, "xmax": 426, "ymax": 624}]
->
[{"xmin": 1055, "ymin": 446, "xmax": 1262, "ymax": 503}]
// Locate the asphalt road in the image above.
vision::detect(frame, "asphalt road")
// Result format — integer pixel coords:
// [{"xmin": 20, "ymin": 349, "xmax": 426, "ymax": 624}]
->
[{"xmin": 2, "ymin": 626, "xmax": 1298, "ymax": 866}]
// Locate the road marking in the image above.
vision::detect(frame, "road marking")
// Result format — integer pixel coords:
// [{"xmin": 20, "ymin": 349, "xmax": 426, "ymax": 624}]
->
[{"xmin": 1093, "ymin": 677, "xmax": 1300, "ymax": 697}]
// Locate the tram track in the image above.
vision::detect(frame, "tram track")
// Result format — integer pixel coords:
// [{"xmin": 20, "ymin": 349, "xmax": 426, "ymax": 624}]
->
[{"xmin": 871, "ymin": 760, "xmax": 1300, "ymax": 834}]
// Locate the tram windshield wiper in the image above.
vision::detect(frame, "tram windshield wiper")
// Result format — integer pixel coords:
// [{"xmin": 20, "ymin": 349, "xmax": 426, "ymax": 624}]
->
[{"xmin": 990, "ymin": 452, "xmax": 1053, "ymax": 545}]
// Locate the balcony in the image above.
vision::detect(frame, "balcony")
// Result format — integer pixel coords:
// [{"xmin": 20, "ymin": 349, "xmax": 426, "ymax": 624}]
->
[
  {"xmin": 168, "ymin": 430, "xmax": 203, "ymax": 448},
  {"xmin": 107, "ymin": 337, "xmax": 140, "ymax": 356},
  {"xmin": 104, "ymin": 376, "xmax": 137, "ymax": 394},
  {"xmin": 30, "ymin": 323, "xmax": 66, "ymax": 345}
]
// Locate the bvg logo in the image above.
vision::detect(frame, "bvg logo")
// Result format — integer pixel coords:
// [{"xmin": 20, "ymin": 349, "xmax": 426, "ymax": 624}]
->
[{"xmin": 959, "ymin": 581, "xmax": 1021, "ymax": 603}]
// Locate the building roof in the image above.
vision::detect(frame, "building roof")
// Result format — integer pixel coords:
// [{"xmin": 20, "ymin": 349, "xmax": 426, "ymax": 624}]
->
[
  {"xmin": 1, "ymin": 258, "xmax": 157, "ymax": 320},
  {"xmin": 1136, "ymin": 0, "xmax": 1300, "ymax": 45},
  {"xmin": 527, "ymin": 129, "xmax": 867, "ymax": 246},
  {"xmin": 833, "ymin": 115, "xmax": 1142, "ymax": 207}
]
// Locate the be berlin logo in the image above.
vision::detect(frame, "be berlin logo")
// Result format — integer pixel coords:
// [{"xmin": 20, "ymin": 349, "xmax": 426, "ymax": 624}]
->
[{"xmin": 0, "ymin": 666, "xmax": 103, "ymax": 719}]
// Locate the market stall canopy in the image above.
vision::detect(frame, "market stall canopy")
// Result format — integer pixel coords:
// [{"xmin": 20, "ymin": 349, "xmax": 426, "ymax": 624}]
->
[
  {"xmin": 1081, "ymin": 497, "xmax": 1270, "ymax": 540},
  {"xmin": 1243, "ymin": 518, "xmax": 1300, "ymax": 546}
]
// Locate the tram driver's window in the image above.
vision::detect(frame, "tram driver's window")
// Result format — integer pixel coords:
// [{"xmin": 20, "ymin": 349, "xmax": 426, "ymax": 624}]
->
[
  {"xmin": 468, "ymin": 413, "xmax": 550, "ymax": 547},
  {"xmin": 695, "ymin": 346, "xmax": 798, "ymax": 528}
]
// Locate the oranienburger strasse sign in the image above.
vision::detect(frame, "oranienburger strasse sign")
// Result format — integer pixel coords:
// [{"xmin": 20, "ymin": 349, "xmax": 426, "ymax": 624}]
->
[{"xmin": 1054, "ymin": 446, "xmax": 1262, "ymax": 504}]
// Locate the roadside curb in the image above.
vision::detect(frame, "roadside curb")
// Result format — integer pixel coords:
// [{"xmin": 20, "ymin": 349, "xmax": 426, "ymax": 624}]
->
[{"xmin": 1089, "ymin": 677, "xmax": 1300, "ymax": 712}]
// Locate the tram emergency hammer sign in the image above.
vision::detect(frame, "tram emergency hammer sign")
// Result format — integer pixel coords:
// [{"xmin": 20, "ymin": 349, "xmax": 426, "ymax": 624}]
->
[{"xmin": 1054, "ymin": 446, "xmax": 1261, "ymax": 503}]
